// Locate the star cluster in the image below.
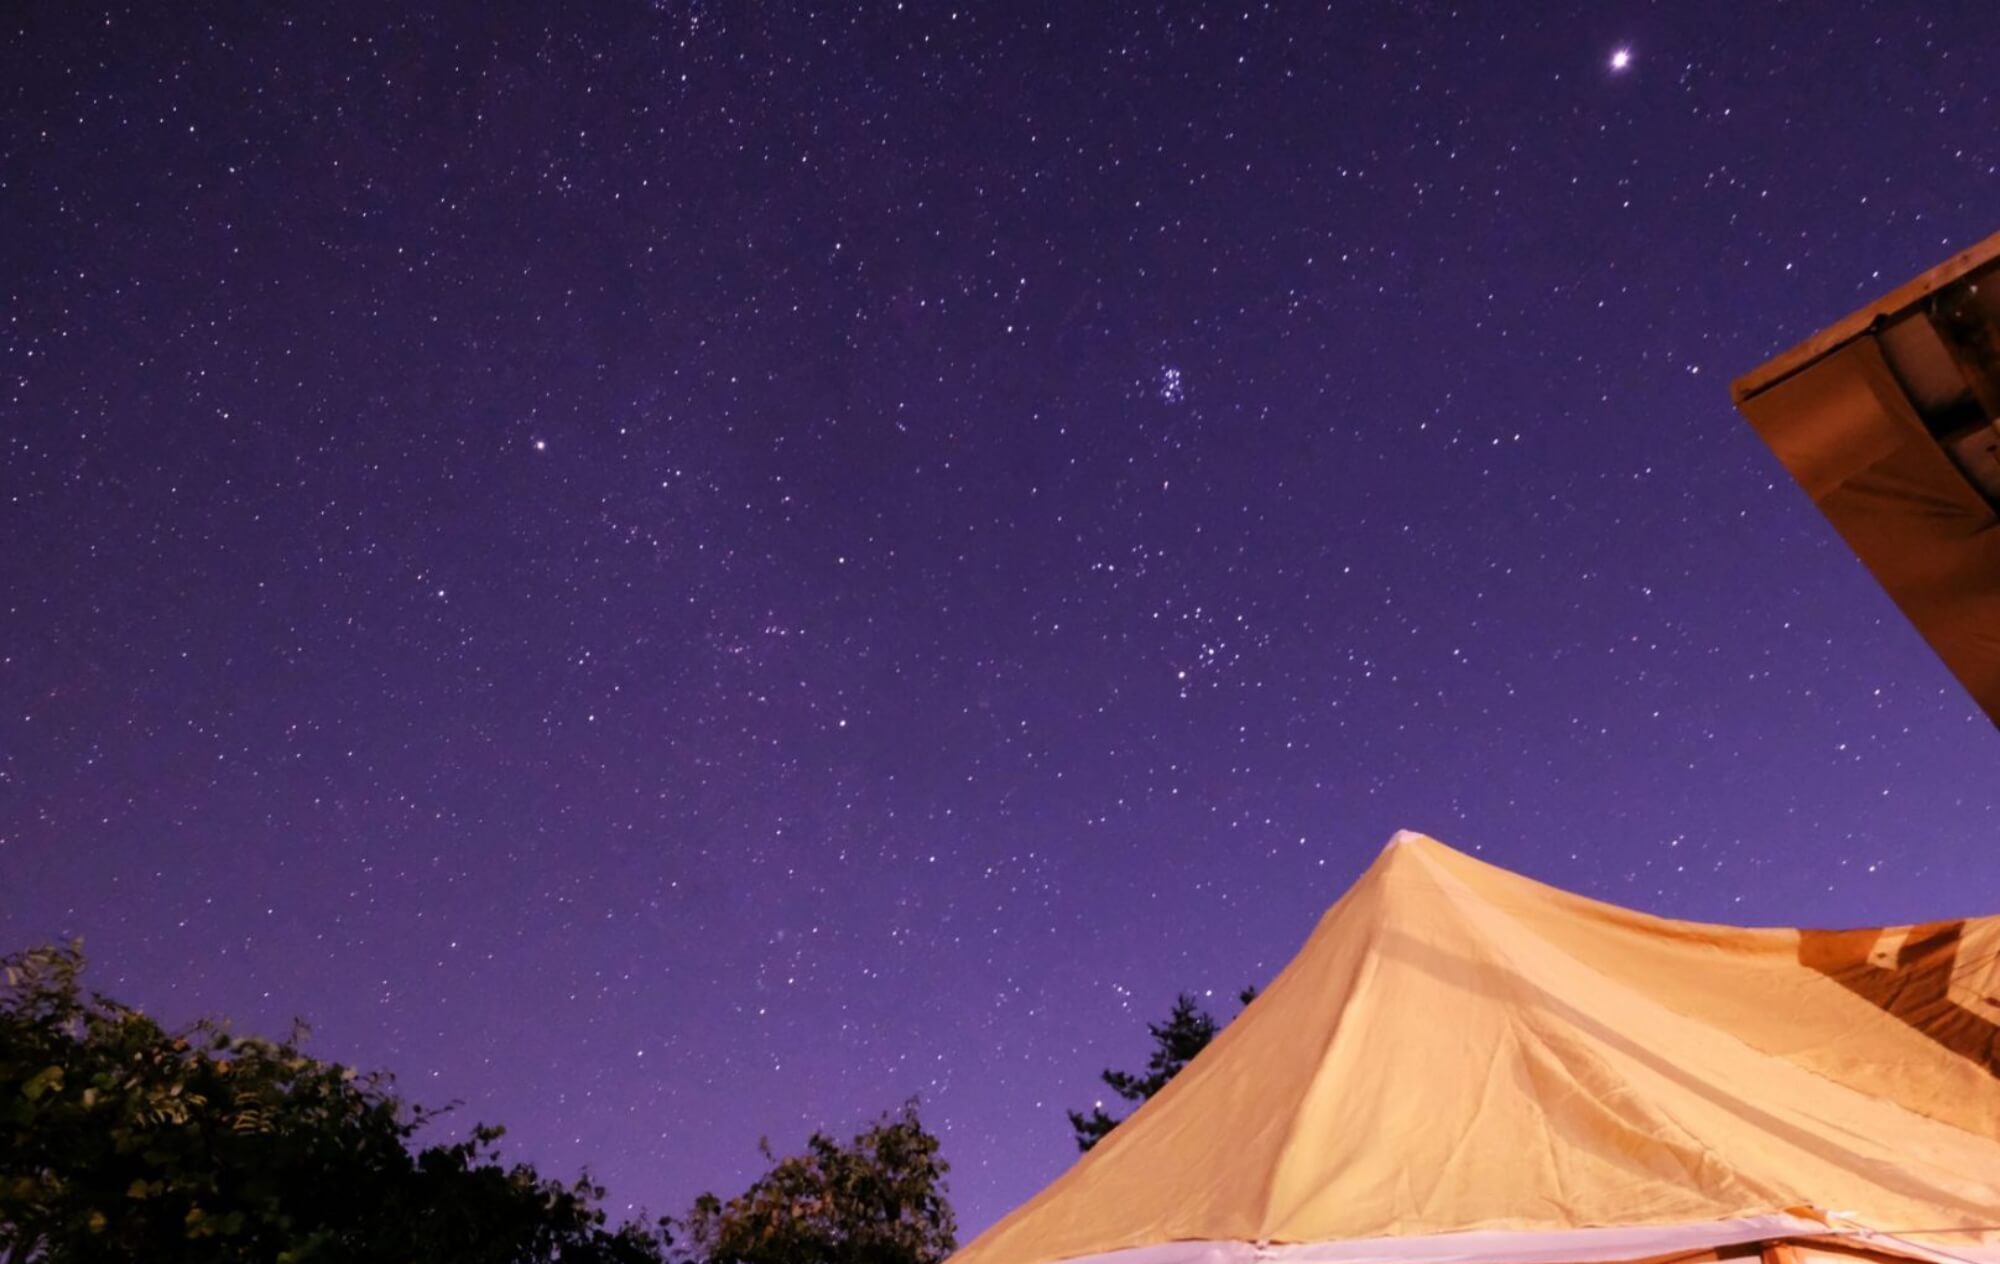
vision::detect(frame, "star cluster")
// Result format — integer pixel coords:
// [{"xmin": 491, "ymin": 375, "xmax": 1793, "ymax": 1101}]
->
[{"xmin": 4, "ymin": 0, "xmax": 1999, "ymax": 1234}]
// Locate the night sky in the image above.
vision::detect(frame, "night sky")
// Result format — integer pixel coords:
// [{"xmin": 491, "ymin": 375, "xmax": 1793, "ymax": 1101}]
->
[{"xmin": 6, "ymin": 0, "xmax": 2000, "ymax": 1236}]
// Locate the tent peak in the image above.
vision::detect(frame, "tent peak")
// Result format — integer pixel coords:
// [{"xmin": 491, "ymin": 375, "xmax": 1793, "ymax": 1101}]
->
[
  {"xmin": 1373, "ymin": 829, "xmax": 1468, "ymax": 867},
  {"xmin": 1381, "ymin": 828, "xmax": 1442, "ymax": 851},
  {"xmin": 1361, "ymin": 830, "xmax": 1470, "ymax": 889}
]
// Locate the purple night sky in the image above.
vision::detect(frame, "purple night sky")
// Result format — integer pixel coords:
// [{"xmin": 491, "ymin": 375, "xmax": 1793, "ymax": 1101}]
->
[{"xmin": 5, "ymin": 0, "xmax": 1999, "ymax": 1236}]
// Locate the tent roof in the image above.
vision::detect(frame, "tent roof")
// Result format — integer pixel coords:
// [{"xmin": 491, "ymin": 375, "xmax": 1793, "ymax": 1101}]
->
[{"xmin": 953, "ymin": 833, "xmax": 2000, "ymax": 1264}]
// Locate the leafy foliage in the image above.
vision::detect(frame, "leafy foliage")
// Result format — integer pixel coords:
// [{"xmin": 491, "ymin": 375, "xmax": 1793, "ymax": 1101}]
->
[
  {"xmin": 671, "ymin": 1102, "xmax": 954, "ymax": 1264},
  {"xmin": 0, "ymin": 942, "xmax": 668, "ymax": 1263},
  {"xmin": 1067, "ymin": 987, "xmax": 1257, "ymax": 1151}
]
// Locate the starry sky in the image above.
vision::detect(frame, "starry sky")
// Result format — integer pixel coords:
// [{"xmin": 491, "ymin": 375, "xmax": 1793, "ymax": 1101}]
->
[{"xmin": 6, "ymin": 0, "xmax": 2000, "ymax": 1236}]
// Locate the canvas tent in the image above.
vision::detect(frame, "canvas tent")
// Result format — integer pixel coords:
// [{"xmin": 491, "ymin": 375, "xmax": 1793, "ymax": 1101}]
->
[
  {"xmin": 1733, "ymin": 228, "xmax": 2000, "ymax": 727},
  {"xmin": 952, "ymin": 833, "xmax": 2000, "ymax": 1264}
]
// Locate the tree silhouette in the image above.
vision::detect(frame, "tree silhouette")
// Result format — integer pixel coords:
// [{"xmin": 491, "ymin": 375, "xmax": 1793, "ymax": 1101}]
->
[
  {"xmin": 672, "ymin": 1102, "xmax": 955, "ymax": 1264},
  {"xmin": 0, "ymin": 942, "xmax": 668, "ymax": 1264},
  {"xmin": 1067, "ymin": 988, "xmax": 1257, "ymax": 1151}
]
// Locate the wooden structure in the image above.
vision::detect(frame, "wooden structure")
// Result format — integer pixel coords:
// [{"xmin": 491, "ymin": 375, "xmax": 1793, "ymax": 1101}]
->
[{"xmin": 1734, "ymin": 230, "xmax": 2000, "ymax": 725}]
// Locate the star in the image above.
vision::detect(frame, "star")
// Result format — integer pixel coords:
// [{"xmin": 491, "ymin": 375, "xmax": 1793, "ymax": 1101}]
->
[{"xmin": 1609, "ymin": 47, "xmax": 1632, "ymax": 72}]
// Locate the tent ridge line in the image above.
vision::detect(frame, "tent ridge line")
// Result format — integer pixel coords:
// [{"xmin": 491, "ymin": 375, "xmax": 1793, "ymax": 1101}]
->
[{"xmin": 1251, "ymin": 848, "xmax": 1405, "ymax": 1239}]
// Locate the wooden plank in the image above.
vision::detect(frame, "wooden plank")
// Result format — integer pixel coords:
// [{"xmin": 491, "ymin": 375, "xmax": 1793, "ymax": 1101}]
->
[{"xmin": 1732, "ymin": 229, "xmax": 2000, "ymax": 404}]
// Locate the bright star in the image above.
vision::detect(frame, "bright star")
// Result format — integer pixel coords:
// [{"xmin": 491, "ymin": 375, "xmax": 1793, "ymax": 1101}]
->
[{"xmin": 1609, "ymin": 47, "xmax": 1632, "ymax": 71}]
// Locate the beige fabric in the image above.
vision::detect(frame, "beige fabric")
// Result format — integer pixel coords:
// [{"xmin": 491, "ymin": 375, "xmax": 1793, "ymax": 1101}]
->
[{"xmin": 953, "ymin": 833, "xmax": 2000, "ymax": 1264}]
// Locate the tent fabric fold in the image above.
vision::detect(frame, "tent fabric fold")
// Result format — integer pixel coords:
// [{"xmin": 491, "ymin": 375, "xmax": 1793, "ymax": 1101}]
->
[{"xmin": 951, "ymin": 833, "xmax": 2000, "ymax": 1264}]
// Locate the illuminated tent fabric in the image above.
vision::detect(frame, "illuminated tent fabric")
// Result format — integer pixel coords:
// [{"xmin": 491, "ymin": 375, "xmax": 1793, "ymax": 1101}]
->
[{"xmin": 952, "ymin": 833, "xmax": 2000, "ymax": 1264}]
